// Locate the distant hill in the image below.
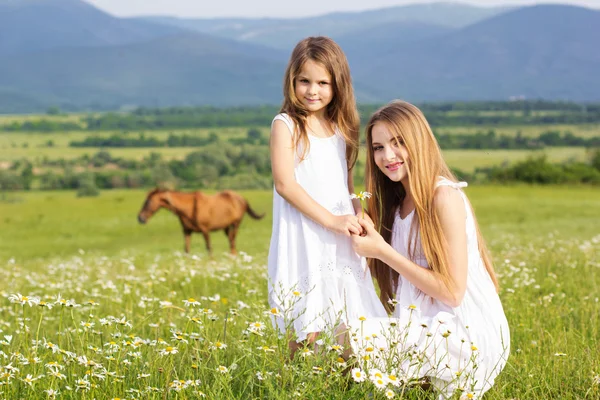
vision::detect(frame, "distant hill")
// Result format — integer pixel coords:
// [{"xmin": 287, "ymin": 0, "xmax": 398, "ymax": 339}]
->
[
  {"xmin": 0, "ymin": 2, "xmax": 599, "ymax": 112},
  {"xmin": 349, "ymin": 5, "xmax": 600, "ymax": 102},
  {"xmin": 335, "ymin": 21, "xmax": 453, "ymax": 58},
  {"xmin": 141, "ymin": 3, "xmax": 509, "ymax": 50},
  {"xmin": 0, "ymin": 33, "xmax": 286, "ymax": 112},
  {"xmin": 0, "ymin": 0, "xmax": 186, "ymax": 55}
]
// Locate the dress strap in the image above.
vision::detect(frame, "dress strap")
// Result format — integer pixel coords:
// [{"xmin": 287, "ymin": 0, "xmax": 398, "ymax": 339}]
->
[
  {"xmin": 436, "ymin": 177, "xmax": 468, "ymax": 190},
  {"xmin": 272, "ymin": 113, "xmax": 295, "ymax": 136}
]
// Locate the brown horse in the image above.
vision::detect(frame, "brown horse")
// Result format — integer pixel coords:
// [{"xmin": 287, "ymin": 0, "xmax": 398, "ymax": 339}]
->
[{"xmin": 137, "ymin": 188, "xmax": 264, "ymax": 255}]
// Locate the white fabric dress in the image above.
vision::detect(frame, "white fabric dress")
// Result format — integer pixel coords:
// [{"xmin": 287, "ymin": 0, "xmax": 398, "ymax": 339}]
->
[
  {"xmin": 349, "ymin": 178, "xmax": 510, "ymax": 398},
  {"xmin": 268, "ymin": 113, "xmax": 387, "ymax": 342}
]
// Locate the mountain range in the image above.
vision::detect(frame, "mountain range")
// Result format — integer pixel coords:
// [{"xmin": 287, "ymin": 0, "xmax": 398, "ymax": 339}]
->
[{"xmin": 0, "ymin": 0, "xmax": 598, "ymax": 112}]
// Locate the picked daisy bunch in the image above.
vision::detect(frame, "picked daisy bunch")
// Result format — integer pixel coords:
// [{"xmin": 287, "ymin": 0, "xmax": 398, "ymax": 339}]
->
[{"xmin": 350, "ymin": 191, "xmax": 372, "ymax": 219}]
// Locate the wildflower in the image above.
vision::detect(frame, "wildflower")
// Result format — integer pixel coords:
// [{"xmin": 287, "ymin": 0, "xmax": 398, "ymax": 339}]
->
[
  {"xmin": 350, "ymin": 191, "xmax": 372, "ymax": 218},
  {"xmin": 75, "ymin": 377, "xmax": 91, "ymax": 391},
  {"xmin": 387, "ymin": 373, "xmax": 401, "ymax": 387},
  {"xmin": 80, "ymin": 321, "xmax": 95, "ymax": 330},
  {"xmin": 460, "ymin": 392, "xmax": 478, "ymax": 400},
  {"xmin": 210, "ymin": 341, "xmax": 227, "ymax": 350},
  {"xmin": 258, "ymin": 346, "xmax": 276, "ymax": 353},
  {"xmin": 21, "ymin": 374, "xmax": 38, "ymax": 386},
  {"xmin": 45, "ymin": 389, "xmax": 59, "ymax": 398},
  {"xmin": 385, "ymin": 389, "xmax": 395, "ymax": 399},
  {"xmin": 266, "ymin": 307, "xmax": 282, "ymax": 317},
  {"xmin": 217, "ymin": 365, "xmax": 228, "ymax": 374},
  {"xmin": 299, "ymin": 348, "xmax": 313, "ymax": 357},
  {"xmin": 372, "ymin": 377, "xmax": 387, "ymax": 390},
  {"xmin": 554, "ymin": 352, "xmax": 567, "ymax": 357},
  {"xmin": 38, "ymin": 301, "xmax": 53, "ymax": 309},
  {"xmin": 183, "ymin": 298, "xmax": 200, "ymax": 307},
  {"xmin": 370, "ymin": 369, "xmax": 384, "ymax": 380},
  {"xmin": 45, "ymin": 361, "xmax": 64, "ymax": 371},
  {"xmin": 408, "ymin": 304, "xmax": 417, "ymax": 310},
  {"xmin": 8, "ymin": 293, "xmax": 40, "ymax": 307},
  {"xmin": 328, "ymin": 344, "xmax": 343, "ymax": 353},
  {"xmin": 350, "ymin": 191, "xmax": 372, "ymax": 201},
  {"xmin": 359, "ymin": 316, "xmax": 367, "ymax": 321},
  {"xmin": 249, "ymin": 321, "xmax": 265, "ymax": 331},
  {"xmin": 351, "ymin": 368, "xmax": 366, "ymax": 382},
  {"xmin": 160, "ymin": 346, "xmax": 178, "ymax": 356}
]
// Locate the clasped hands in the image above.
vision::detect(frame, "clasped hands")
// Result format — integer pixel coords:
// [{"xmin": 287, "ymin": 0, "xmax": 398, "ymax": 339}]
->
[{"xmin": 329, "ymin": 213, "xmax": 385, "ymax": 259}]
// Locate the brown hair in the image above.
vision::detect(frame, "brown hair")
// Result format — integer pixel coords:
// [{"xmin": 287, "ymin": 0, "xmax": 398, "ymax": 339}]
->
[
  {"xmin": 280, "ymin": 36, "xmax": 360, "ymax": 169},
  {"xmin": 364, "ymin": 100, "xmax": 499, "ymax": 312}
]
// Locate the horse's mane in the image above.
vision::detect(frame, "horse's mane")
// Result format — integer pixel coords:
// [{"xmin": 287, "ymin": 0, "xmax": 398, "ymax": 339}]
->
[{"xmin": 148, "ymin": 187, "xmax": 167, "ymax": 197}]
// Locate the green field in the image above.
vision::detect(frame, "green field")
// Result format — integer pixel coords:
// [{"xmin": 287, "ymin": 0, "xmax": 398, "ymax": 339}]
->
[
  {"xmin": 0, "ymin": 187, "xmax": 599, "ymax": 398},
  {"xmin": 435, "ymin": 124, "xmax": 600, "ymax": 138},
  {"xmin": 0, "ymin": 126, "xmax": 593, "ymax": 174}
]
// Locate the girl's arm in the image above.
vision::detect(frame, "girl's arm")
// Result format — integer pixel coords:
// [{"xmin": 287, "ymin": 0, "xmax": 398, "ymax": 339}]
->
[
  {"xmin": 271, "ymin": 119, "xmax": 362, "ymax": 236},
  {"xmin": 347, "ymin": 164, "xmax": 374, "ymax": 228},
  {"xmin": 347, "ymin": 169, "xmax": 362, "ymax": 215},
  {"xmin": 352, "ymin": 186, "xmax": 468, "ymax": 307}
]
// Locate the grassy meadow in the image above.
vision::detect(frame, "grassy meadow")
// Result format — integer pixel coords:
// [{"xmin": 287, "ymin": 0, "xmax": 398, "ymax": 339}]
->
[{"xmin": 0, "ymin": 186, "xmax": 599, "ymax": 399}]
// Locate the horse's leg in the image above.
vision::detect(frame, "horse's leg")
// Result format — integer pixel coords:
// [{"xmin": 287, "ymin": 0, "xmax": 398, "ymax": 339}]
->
[
  {"xmin": 202, "ymin": 230, "xmax": 212, "ymax": 256},
  {"xmin": 228, "ymin": 222, "xmax": 241, "ymax": 255},
  {"xmin": 183, "ymin": 229, "xmax": 192, "ymax": 253}
]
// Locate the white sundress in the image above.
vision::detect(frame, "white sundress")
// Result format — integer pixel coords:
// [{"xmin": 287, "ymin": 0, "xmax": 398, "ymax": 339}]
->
[
  {"xmin": 267, "ymin": 113, "xmax": 387, "ymax": 342},
  {"xmin": 349, "ymin": 178, "xmax": 510, "ymax": 398}
]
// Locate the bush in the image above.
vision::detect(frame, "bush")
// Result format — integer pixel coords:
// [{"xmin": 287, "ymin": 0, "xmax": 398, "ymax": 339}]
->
[{"xmin": 76, "ymin": 172, "xmax": 100, "ymax": 197}]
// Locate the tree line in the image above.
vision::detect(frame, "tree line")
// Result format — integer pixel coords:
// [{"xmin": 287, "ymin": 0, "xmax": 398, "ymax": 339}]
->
[
  {"xmin": 2, "ymin": 101, "xmax": 600, "ymax": 132},
  {"xmin": 68, "ymin": 129, "xmax": 600, "ymax": 150},
  {"xmin": 1, "ymin": 147, "xmax": 599, "ymax": 193}
]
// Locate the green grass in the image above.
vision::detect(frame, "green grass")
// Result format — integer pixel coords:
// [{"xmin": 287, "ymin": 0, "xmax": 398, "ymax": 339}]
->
[
  {"xmin": 1, "ymin": 186, "xmax": 598, "ymax": 261},
  {"xmin": 435, "ymin": 124, "xmax": 600, "ymax": 138},
  {"xmin": 0, "ymin": 186, "xmax": 599, "ymax": 398},
  {"xmin": 442, "ymin": 147, "xmax": 590, "ymax": 172}
]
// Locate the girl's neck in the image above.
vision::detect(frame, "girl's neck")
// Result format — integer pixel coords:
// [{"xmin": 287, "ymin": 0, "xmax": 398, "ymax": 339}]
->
[
  {"xmin": 306, "ymin": 112, "xmax": 327, "ymax": 124},
  {"xmin": 305, "ymin": 113, "xmax": 333, "ymax": 138}
]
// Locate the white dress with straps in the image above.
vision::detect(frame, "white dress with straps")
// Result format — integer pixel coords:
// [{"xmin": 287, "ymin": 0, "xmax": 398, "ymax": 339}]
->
[
  {"xmin": 349, "ymin": 178, "xmax": 510, "ymax": 398},
  {"xmin": 267, "ymin": 113, "xmax": 387, "ymax": 342}
]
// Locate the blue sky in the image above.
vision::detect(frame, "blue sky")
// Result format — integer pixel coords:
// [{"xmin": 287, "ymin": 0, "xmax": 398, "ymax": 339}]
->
[{"xmin": 84, "ymin": 0, "xmax": 600, "ymax": 18}]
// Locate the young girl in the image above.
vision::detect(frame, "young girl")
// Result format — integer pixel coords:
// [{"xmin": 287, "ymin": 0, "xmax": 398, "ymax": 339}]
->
[
  {"xmin": 268, "ymin": 37, "xmax": 386, "ymax": 354},
  {"xmin": 349, "ymin": 101, "xmax": 510, "ymax": 397}
]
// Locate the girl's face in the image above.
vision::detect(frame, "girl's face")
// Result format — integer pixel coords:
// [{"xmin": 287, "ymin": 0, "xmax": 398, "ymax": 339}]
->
[
  {"xmin": 294, "ymin": 59, "xmax": 333, "ymax": 115},
  {"xmin": 371, "ymin": 122, "xmax": 410, "ymax": 184}
]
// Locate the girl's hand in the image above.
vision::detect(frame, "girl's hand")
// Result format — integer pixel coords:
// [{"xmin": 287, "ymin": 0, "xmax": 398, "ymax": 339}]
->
[
  {"xmin": 328, "ymin": 214, "xmax": 362, "ymax": 236},
  {"xmin": 358, "ymin": 212, "xmax": 374, "ymax": 235},
  {"xmin": 351, "ymin": 219, "xmax": 387, "ymax": 258}
]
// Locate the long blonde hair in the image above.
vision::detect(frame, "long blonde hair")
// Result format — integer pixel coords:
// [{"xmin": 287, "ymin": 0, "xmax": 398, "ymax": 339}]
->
[
  {"xmin": 364, "ymin": 101, "xmax": 499, "ymax": 311},
  {"xmin": 280, "ymin": 36, "xmax": 360, "ymax": 169}
]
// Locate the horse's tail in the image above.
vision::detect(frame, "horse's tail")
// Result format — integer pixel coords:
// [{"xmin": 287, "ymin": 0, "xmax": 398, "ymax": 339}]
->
[{"xmin": 245, "ymin": 200, "xmax": 265, "ymax": 220}]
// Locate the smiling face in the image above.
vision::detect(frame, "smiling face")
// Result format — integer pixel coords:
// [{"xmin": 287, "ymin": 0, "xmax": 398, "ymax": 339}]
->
[
  {"xmin": 294, "ymin": 59, "xmax": 333, "ymax": 116},
  {"xmin": 371, "ymin": 122, "xmax": 410, "ymax": 184}
]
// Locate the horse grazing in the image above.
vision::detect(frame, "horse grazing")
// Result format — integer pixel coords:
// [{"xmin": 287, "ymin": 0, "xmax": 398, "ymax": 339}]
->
[{"xmin": 137, "ymin": 188, "xmax": 264, "ymax": 255}]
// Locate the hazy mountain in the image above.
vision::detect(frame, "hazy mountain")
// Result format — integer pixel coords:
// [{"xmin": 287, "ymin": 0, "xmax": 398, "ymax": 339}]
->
[
  {"xmin": 0, "ymin": 32, "xmax": 286, "ymax": 112},
  {"xmin": 141, "ymin": 3, "xmax": 509, "ymax": 50},
  {"xmin": 335, "ymin": 21, "xmax": 453, "ymax": 58},
  {"xmin": 0, "ymin": 2, "xmax": 599, "ymax": 112},
  {"xmin": 0, "ymin": 0, "xmax": 186, "ymax": 55},
  {"xmin": 349, "ymin": 5, "xmax": 600, "ymax": 102}
]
